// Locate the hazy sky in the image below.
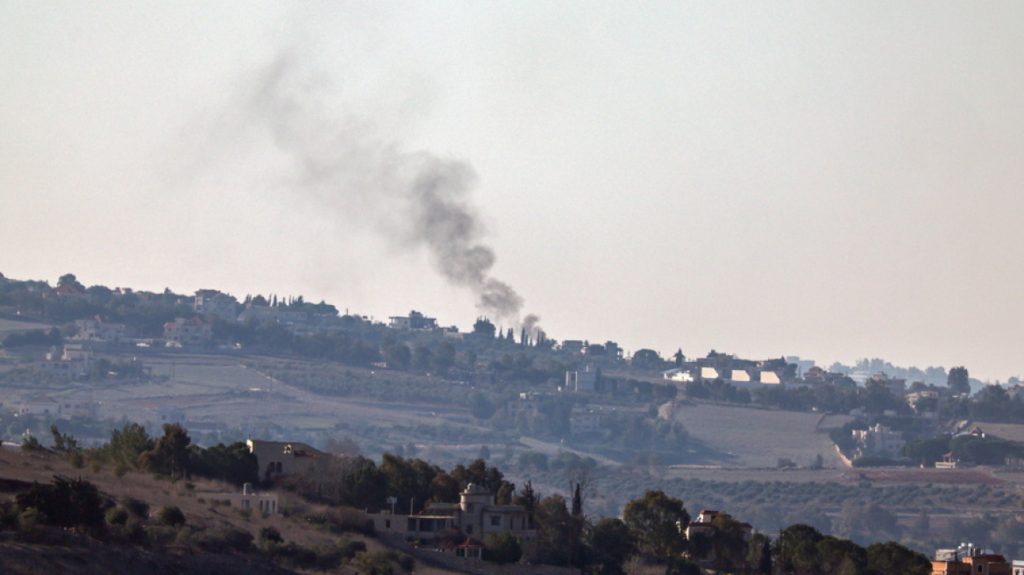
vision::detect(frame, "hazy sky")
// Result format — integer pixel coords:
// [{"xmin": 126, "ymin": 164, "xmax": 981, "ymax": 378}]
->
[{"xmin": 2, "ymin": 2, "xmax": 1022, "ymax": 380}]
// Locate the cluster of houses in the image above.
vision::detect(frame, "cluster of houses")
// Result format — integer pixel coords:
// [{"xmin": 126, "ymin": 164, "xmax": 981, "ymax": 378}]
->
[
  {"xmin": 243, "ymin": 438, "xmax": 535, "ymax": 559},
  {"xmin": 931, "ymin": 543, "xmax": 1024, "ymax": 574},
  {"xmin": 662, "ymin": 351, "xmax": 789, "ymax": 389}
]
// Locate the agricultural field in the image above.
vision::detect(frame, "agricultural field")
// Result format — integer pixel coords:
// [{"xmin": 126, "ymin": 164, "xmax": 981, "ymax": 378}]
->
[
  {"xmin": 974, "ymin": 421, "xmax": 1024, "ymax": 443},
  {"xmin": 666, "ymin": 401, "xmax": 840, "ymax": 468},
  {"xmin": 0, "ymin": 317, "xmax": 50, "ymax": 336}
]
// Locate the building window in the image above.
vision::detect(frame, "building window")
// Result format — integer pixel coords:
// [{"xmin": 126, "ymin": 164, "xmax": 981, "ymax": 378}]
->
[
  {"xmin": 466, "ymin": 525, "xmax": 473, "ymax": 534},
  {"xmin": 490, "ymin": 515, "xmax": 500, "ymax": 527},
  {"xmin": 385, "ymin": 520, "xmax": 391, "ymax": 529}
]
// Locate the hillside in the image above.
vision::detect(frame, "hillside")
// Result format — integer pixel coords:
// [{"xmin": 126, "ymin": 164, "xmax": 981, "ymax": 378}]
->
[{"xmin": 0, "ymin": 446, "xmax": 450, "ymax": 575}]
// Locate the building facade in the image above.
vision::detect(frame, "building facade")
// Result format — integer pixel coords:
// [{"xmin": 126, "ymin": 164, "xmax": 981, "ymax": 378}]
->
[{"xmin": 370, "ymin": 483, "xmax": 535, "ymax": 542}]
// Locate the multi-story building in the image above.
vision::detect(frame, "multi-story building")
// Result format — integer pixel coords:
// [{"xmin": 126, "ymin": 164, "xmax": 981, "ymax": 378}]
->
[
  {"xmin": 370, "ymin": 483, "xmax": 534, "ymax": 542},
  {"xmin": 932, "ymin": 545, "xmax": 1010, "ymax": 575},
  {"xmin": 73, "ymin": 316, "xmax": 128, "ymax": 343},
  {"xmin": 851, "ymin": 424, "xmax": 906, "ymax": 458},
  {"xmin": 194, "ymin": 289, "xmax": 239, "ymax": 321},
  {"xmin": 246, "ymin": 439, "xmax": 322, "ymax": 482},
  {"xmin": 163, "ymin": 317, "xmax": 212, "ymax": 347},
  {"xmin": 565, "ymin": 365, "xmax": 598, "ymax": 392}
]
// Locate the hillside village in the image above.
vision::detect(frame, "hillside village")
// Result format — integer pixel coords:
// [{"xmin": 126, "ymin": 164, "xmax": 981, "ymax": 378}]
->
[{"xmin": 3, "ymin": 272, "xmax": 1024, "ymax": 569}]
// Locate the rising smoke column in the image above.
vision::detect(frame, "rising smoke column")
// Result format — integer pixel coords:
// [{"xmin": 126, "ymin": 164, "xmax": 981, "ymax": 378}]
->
[{"xmin": 213, "ymin": 53, "xmax": 528, "ymax": 323}]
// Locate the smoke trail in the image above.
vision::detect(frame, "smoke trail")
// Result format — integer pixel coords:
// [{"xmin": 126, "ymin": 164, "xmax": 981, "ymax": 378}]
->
[{"xmin": 205, "ymin": 53, "xmax": 529, "ymax": 322}]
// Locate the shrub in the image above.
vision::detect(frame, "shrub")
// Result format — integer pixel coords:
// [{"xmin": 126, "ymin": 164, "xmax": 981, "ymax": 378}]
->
[
  {"xmin": 20, "ymin": 436, "xmax": 45, "ymax": 453},
  {"xmin": 18, "ymin": 507, "xmax": 41, "ymax": 531},
  {"xmin": 483, "ymin": 532, "xmax": 522, "ymax": 564},
  {"xmin": 121, "ymin": 497, "xmax": 149, "ymax": 519},
  {"xmin": 156, "ymin": 505, "xmax": 186, "ymax": 527},
  {"xmin": 387, "ymin": 550, "xmax": 415, "ymax": 572},
  {"xmin": 264, "ymin": 541, "xmax": 319, "ymax": 568},
  {"xmin": 15, "ymin": 476, "xmax": 104, "ymax": 530},
  {"xmin": 193, "ymin": 527, "xmax": 254, "ymax": 553},
  {"xmin": 355, "ymin": 551, "xmax": 394, "ymax": 575},
  {"xmin": 110, "ymin": 519, "xmax": 148, "ymax": 545},
  {"xmin": 259, "ymin": 525, "xmax": 283, "ymax": 544},
  {"xmin": 106, "ymin": 507, "xmax": 129, "ymax": 526},
  {"xmin": 146, "ymin": 525, "xmax": 180, "ymax": 547}
]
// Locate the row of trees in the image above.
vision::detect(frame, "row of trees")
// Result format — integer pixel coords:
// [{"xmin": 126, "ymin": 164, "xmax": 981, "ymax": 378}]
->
[
  {"xmin": 34, "ymin": 422, "xmax": 258, "ymax": 486},
  {"xmin": 587, "ymin": 490, "xmax": 930, "ymax": 575}
]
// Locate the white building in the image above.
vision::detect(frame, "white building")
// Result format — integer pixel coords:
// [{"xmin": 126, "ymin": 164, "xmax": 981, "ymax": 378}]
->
[
  {"xmin": 566, "ymin": 365, "xmax": 598, "ymax": 392},
  {"xmin": 246, "ymin": 439, "xmax": 322, "ymax": 482},
  {"xmin": 73, "ymin": 316, "xmax": 128, "ymax": 343},
  {"xmin": 851, "ymin": 424, "xmax": 906, "ymax": 458},
  {"xmin": 163, "ymin": 317, "xmax": 212, "ymax": 347},
  {"xmin": 194, "ymin": 290, "xmax": 239, "ymax": 321},
  {"xmin": 40, "ymin": 344, "xmax": 92, "ymax": 378},
  {"xmin": 370, "ymin": 483, "xmax": 534, "ymax": 542}
]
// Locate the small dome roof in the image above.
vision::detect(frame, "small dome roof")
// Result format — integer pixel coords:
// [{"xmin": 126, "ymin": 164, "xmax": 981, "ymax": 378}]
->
[{"xmin": 463, "ymin": 483, "xmax": 490, "ymax": 495}]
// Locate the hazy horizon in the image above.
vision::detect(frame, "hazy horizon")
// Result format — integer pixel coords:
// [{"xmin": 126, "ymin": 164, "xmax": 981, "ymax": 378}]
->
[{"xmin": 3, "ymin": 2, "xmax": 1022, "ymax": 381}]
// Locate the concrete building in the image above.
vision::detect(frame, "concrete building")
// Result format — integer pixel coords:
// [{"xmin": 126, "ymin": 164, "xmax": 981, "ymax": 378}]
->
[
  {"xmin": 246, "ymin": 439, "xmax": 322, "ymax": 482},
  {"xmin": 40, "ymin": 344, "xmax": 92, "ymax": 378},
  {"xmin": 194, "ymin": 290, "xmax": 239, "ymax": 321},
  {"xmin": 851, "ymin": 424, "xmax": 906, "ymax": 458},
  {"xmin": 565, "ymin": 365, "xmax": 598, "ymax": 392},
  {"xmin": 73, "ymin": 316, "xmax": 128, "ymax": 343},
  {"xmin": 560, "ymin": 340, "xmax": 585, "ymax": 355},
  {"xmin": 932, "ymin": 545, "xmax": 1010, "ymax": 575},
  {"xmin": 163, "ymin": 317, "xmax": 212, "ymax": 347},
  {"xmin": 388, "ymin": 311, "xmax": 437, "ymax": 331},
  {"xmin": 370, "ymin": 483, "xmax": 534, "ymax": 542}
]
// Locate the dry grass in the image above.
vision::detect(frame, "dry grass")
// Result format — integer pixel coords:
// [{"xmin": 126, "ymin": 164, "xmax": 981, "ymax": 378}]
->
[
  {"xmin": 0, "ymin": 446, "xmax": 451, "ymax": 575},
  {"xmin": 669, "ymin": 401, "xmax": 840, "ymax": 468},
  {"xmin": 973, "ymin": 422, "xmax": 1024, "ymax": 443},
  {"xmin": 0, "ymin": 318, "xmax": 52, "ymax": 336}
]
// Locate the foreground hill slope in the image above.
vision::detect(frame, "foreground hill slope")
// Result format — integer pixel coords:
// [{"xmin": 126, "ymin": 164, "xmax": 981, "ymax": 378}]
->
[{"xmin": 0, "ymin": 445, "xmax": 452, "ymax": 575}]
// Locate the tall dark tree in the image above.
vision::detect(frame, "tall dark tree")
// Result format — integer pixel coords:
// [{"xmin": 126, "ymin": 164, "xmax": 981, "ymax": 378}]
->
[
  {"xmin": 513, "ymin": 480, "xmax": 537, "ymax": 528},
  {"xmin": 587, "ymin": 518, "xmax": 635, "ymax": 575},
  {"xmin": 748, "ymin": 534, "xmax": 773, "ymax": 575},
  {"xmin": 622, "ymin": 490, "xmax": 689, "ymax": 559},
  {"xmin": 138, "ymin": 423, "xmax": 192, "ymax": 479},
  {"xmin": 533, "ymin": 495, "xmax": 574, "ymax": 565},
  {"xmin": 948, "ymin": 366, "xmax": 971, "ymax": 395},
  {"xmin": 776, "ymin": 524, "xmax": 824, "ymax": 575},
  {"xmin": 571, "ymin": 483, "xmax": 583, "ymax": 517},
  {"xmin": 106, "ymin": 422, "xmax": 153, "ymax": 468}
]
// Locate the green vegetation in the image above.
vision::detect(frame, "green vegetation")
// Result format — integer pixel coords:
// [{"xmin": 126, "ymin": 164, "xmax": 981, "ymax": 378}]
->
[{"xmin": 483, "ymin": 531, "xmax": 523, "ymax": 564}]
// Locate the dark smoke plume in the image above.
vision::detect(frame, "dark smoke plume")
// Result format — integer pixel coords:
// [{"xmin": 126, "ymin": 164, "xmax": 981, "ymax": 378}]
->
[{"xmin": 202, "ymin": 53, "xmax": 530, "ymax": 323}]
